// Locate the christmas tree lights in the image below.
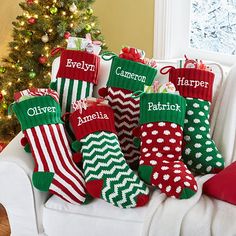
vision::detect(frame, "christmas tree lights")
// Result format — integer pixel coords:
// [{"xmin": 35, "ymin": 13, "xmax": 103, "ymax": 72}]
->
[{"xmin": 0, "ymin": 0, "xmax": 106, "ymax": 142}]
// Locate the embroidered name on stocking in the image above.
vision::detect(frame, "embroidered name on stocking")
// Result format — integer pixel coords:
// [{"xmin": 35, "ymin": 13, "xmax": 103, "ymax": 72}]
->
[
  {"xmin": 78, "ymin": 112, "xmax": 109, "ymax": 126},
  {"xmin": 148, "ymin": 102, "xmax": 181, "ymax": 112},
  {"xmin": 177, "ymin": 77, "xmax": 209, "ymax": 89},
  {"xmin": 66, "ymin": 59, "xmax": 95, "ymax": 72},
  {"xmin": 56, "ymin": 49, "xmax": 100, "ymax": 84},
  {"xmin": 27, "ymin": 106, "xmax": 56, "ymax": 116},
  {"xmin": 115, "ymin": 67, "xmax": 146, "ymax": 83}
]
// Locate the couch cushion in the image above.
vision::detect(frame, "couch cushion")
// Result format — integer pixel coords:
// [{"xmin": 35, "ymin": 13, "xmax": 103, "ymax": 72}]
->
[{"xmin": 43, "ymin": 190, "xmax": 166, "ymax": 236}]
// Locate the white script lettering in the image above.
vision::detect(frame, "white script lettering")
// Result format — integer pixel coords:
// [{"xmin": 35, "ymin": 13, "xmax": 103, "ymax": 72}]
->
[
  {"xmin": 66, "ymin": 59, "xmax": 95, "ymax": 72},
  {"xmin": 27, "ymin": 106, "xmax": 56, "ymax": 117},
  {"xmin": 148, "ymin": 102, "xmax": 181, "ymax": 112},
  {"xmin": 115, "ymin": 67, "xmax": 146, "ymax": 83},
  {"xmin": 78, "ymin": 112, "xmax": 109, "ymax": 126},
  {"xmin": 177, "ymin": 77, "xmax": 209, "ymax": 89}
]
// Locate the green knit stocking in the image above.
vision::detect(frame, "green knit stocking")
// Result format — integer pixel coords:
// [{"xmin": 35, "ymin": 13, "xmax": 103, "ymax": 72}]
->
[
  {"xmin": 81, "ymin": 131, "xmax": 149, "ymax": 208},
  {"xmin": 183, "ymin": 98, "xmax": 224, "ymax": 174}
]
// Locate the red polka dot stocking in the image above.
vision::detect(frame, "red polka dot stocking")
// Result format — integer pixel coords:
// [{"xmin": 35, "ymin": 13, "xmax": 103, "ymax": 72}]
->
[{"xmin": 136, "ymin": 93, "xmax": 198, "ymax": 199}]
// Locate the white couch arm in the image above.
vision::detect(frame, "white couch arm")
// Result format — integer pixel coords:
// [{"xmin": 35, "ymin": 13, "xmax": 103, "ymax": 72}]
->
[
  {"xmin": 212, "ymin": 64, "xmax": 236, "ymax": 166},
  {"xmin": 0, "ymin": 133, "xmax": 49, "ymax": 236}
]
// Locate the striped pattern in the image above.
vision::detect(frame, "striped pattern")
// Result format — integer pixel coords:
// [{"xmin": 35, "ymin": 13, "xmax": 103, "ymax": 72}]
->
[
  {"xmin": 14, "ymin": 88, "xmax": 59, "ymax": 103},
  {"xmin": 106, "ymin": 87, "xmax": 140, "ymax": 168},
  {"xmin": 24, "ymin": 124, "xmax": 86, "ymax": 205},
  {"xmin": 56, "ymin": 78, "xmax": 93, "ymax": 114},
  {"xmin": 81, "ymin": 131, "xmax": 149, "ymax": 208}
]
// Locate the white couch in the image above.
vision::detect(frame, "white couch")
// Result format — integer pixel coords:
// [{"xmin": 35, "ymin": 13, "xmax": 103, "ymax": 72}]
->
[{"xmin": 0, "ymin": 61, "xmax": 236, "ymax": 236}]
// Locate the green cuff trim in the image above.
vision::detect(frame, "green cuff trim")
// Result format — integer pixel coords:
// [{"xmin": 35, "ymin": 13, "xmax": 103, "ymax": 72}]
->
[
  {"xmin": 107, "ymin": 57, "xmax": 157, "ymax": 92},
  {"xmin": 12, "ymin": 96, "xmax": 63, "ymax": 131},
  {"xmin": 140, "ymin": 93, "xmax": 186, "ymax": 127}
]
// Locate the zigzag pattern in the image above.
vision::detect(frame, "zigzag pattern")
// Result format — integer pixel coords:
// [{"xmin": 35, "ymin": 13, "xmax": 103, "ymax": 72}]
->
[
  {"xmin": 81, "ymin": 131, "xmax": 149, "ymax": 208},
  {"xmin": 106, "ymin": 87, "xmax": 140, "ymax": 168}
]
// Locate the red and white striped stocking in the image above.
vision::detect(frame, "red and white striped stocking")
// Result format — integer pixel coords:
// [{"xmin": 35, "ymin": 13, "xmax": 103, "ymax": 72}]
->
[{"xmin": 13, "ymin": 88, "xmax": 86, "ymax": 205}]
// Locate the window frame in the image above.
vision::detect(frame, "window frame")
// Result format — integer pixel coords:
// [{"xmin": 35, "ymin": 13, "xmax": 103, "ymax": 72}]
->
[{"xmin": 153, "ymin": 0, "xmax": 236, "ymax": 66}]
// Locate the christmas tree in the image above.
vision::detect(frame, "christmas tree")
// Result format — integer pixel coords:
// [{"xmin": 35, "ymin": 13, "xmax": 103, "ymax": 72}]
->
[{"xmin": 0, "ymin": 0, "xmax": 106, "ymax": 142}]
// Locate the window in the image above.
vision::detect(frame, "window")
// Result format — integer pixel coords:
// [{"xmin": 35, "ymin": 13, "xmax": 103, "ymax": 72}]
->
[{"xmin": 154, "ymin": 0, "xmax": 236, "ymax": 65}]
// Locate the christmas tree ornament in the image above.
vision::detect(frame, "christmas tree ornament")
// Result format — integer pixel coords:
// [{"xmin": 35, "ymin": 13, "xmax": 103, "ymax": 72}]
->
[
  {"xmin": 38, "ymin": 56, "xmax": 48, "ymax": 64},
  {"xmin": 0, "ymin": 93, "xmax": 3, "ymax": 102},
  {"xmin": 166, "ymin": 66, "xmax": 225, "ymax": 174},
  {"xmin": 56, "ymin": 1, "xmax": 64, "ymax": 8},
  {"xmin": 99, "ymin": 51, "xmax": 157, "ymax": 169},
  {"xmin": 26, "ymin": 31, "xmax": 33, "ymax": 36},
  {"xmin": 0, "ymin": 66, "xmax": 6, "ymax": 74},
  {"xmin": 69, "ymin": 98, "xmax": 150, "ymax": 208},
  {"xmin": 50, "ymin": 6, "xmax": 58, "ymax": 15},
  {"xmin": 86, "ymin": 8, "xmax": 93, "ymax": 16},
  {"xmin": 15, "ymin": 62, "xmax": 20, "ymax": 69},
  {"xmin": 27, "ymin": 17, "xmax": 37, "ymax": 25},
  {"xmin": 41, "ymin": 34, "xmax": 49, "ymax": 43},
  {"xmin": 26, "ymin": 0, "xmax": 34, "ymax": 5},
  {"xmin": 135, "ymin": 92, "xmax": 197, "ymax": 199},
  {"xmin": 69, "ymin": 3, "xmax": 77, "ymax": 13},
  {"xmin": 2, "ymin": 103, "xmax": 7, "ymax": 110},
  {"xmin": 85, "ymin": 24, "xmax": 92, "ymax": 31},
  {"xmin": 12, "ymin": 88, "xmax": 86, "ymax": 205},
  {"xmin": 64, "ymin": 31, "xmax": 71, "ymax": 39},
  {"xmin": 28, "ymin": 70, "xmax": 36, "ymax": 79}
]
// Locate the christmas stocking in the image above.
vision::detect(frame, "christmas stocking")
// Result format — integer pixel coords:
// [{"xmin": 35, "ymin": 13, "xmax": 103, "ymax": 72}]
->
[
  {"xmin": 69, "ymin": 98, "xmax": 150, "ymax": 208},
  {"xmin": 99, "ymin": 52, "xmax": 157, "ymax": 169},
  {"xmin": 12, "ymin": 88, "xmax": 86, "ymax": 205},
  {"xmin": 136, "ymin": 92, "xmax": 197, "ymax": 199},
  {"xmin": 50, "ymin": 49, "xmax": 100, "ymax": 114},
  {"xmin": 168, "ymin": 67, "xmax": 225, "ymax": 174}
]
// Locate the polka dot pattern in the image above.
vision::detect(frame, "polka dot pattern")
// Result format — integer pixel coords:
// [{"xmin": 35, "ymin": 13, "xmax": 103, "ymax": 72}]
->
[
  {"xmin": 150, "ymin": 160, "xmax": 197, "ymax": 198},
  {"xmin": 183, "ymin": 98, "xmax": 225, "ymax": 174},
  {"xmin": 138, "ymin": 121, "xmax": 197, "ymax": 199}
]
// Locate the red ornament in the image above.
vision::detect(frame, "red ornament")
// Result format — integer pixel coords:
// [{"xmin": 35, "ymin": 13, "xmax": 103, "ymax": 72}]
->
[
  {"xmin": 38, "ymin": 56, "xmax": 48, "ymax": 64},
  {"xmin": 64, "ymin": 31, "xmax": 71, "ymax": 39},
  {"xmin": 27, "ymin": 17, "xmax": 37, "ymax": 25},
  {"xmin": 26, "ymin": 0, "xmax": 34, "ymax": 5},
  {"xmin": 0, "ymin": 93, "xmax": 3, "ymax": 102}
]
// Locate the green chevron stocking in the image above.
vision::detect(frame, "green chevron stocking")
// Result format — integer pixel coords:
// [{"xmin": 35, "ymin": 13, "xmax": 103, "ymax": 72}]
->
[{"xmin": 69, "ymin": 98, "xmax": 150, "ymax": 208}]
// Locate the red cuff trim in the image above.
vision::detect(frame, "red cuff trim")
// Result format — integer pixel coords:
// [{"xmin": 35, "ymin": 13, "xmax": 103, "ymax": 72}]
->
[
  {"xmin": 69, "ymin": 105, "xmax": 116, "ymax": 140},
  {"xmin": 56, "ymin": 49, "xmax": 100, "ymax": 85},
  {"xmin": 169, "ymin": 68, "xmax": 214, "ymax": 102}
]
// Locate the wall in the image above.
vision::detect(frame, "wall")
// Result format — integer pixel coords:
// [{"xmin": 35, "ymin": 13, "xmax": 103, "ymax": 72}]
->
[
  {"xmin": 0, "ymin": 0, "xmax": 22, "ymax": 57},
  {"xmin": 0, "ymin": 0, "xmax": 154, "ymax": 58},
  {"xmin": 93, "ymin": 0, "xmax": 155, "ymax": 57}
]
